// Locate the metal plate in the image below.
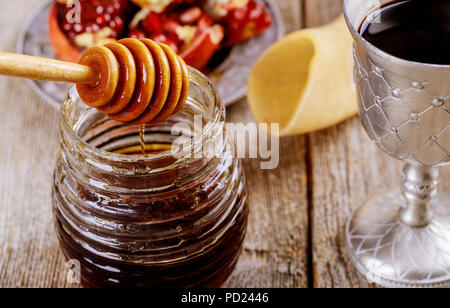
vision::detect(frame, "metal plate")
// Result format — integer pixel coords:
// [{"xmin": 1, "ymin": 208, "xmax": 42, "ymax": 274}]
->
[{"xmin": 17, "ymin": 0, "xmax": 284, "ymax": 109}]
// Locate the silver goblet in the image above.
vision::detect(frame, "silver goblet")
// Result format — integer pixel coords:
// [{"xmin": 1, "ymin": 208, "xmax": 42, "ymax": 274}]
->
[{"xmin": 344, "ymin": 0, "xmax": 450, "ymax": 288}]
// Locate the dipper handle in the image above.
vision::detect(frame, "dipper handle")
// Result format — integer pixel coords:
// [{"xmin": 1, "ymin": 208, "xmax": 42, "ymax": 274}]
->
[{"xmin": 0, "ymin": 51, "xmax": 97, "ymax": 83}]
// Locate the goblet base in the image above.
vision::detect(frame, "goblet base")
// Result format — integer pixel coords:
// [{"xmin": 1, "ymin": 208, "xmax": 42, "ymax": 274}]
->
[{"xmin": 346, "ymin": 191, "xmax": 450, "ymax": 288}]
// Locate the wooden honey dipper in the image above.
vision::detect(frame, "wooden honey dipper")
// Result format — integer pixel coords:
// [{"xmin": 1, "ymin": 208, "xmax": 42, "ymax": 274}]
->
[{"xmin": 0, "ymin": 38, "xmax": 190, "ymax": 125}]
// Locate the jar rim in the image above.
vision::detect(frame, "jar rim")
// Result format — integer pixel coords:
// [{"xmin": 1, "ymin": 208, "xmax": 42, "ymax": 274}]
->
[{"xmin": 60, "ymin": 67, "xmax": 225, "ymax": 163}]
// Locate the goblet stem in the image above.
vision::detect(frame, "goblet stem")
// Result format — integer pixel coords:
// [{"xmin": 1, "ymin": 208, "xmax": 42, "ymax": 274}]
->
[{"xmin": 400, "ymin": 164, "xmax": 439, "ymax": 228}]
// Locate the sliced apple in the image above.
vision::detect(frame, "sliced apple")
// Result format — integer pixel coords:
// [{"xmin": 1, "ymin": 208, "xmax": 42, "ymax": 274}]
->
[
  {"xmin": 48, "ymin": 3, "xmax": 82, "ymax": 63},
  {"xmin": 179, "ymin": 25, "xmax": 224, "ymax": 70}
]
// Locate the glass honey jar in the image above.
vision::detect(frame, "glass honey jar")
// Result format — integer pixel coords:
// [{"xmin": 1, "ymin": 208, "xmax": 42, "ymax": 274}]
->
[{"xmin": 52, "ymin": 69, "xmax": 248, "ymax": 288}]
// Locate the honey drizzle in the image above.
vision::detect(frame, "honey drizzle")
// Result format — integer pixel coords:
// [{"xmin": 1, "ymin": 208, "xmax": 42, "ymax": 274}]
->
[{"xmin": 139, "ymin": 124, "xmax": 146, "ymax": 155}]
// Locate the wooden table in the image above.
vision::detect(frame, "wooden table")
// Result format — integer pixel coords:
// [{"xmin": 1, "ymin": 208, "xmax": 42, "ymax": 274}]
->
[{"xmin": 0, "ymin": 0, "xmax": 448, "ymax": 288}]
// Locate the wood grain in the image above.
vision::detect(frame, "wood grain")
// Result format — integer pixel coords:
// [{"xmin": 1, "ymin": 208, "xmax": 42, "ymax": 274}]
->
[
  {"xmin": 304, "ymin": 0, "xmax": 450, "ymax": 288},
  {"xmin": 0, "ymin": 0, "xmax": 309, "ymax": 288},
  {"xmin": 304, "ymin": 0, "xmax": 343, "ymax": 27},
  {"xmin": 224, "ymin": 0, "xmax": 308, "ymax": 288},
  {"xmin": 0, "ymin": 0, "xmax": 73, "ymax": 287}
]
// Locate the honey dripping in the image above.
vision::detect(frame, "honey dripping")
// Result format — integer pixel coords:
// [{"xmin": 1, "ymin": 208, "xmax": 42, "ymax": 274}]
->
[
  {"xmin": 139, "ymin": 124, "xmax": 145, "ymax": 155},
  {"xmin": 112, "ymin": 131, "xmax": 173, "ymax": 155}
]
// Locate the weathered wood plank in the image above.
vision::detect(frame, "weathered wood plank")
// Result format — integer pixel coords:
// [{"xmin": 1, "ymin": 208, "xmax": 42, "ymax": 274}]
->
[
  {"xmin": 224, "ymin": 0, "xmax": 309, "ymax": 288},
  {"xmin": 304, "ymin": 0, "xmax": 379, "ymax": 288},
  {"xmin": 304, "ymin": 0, "xmax": 343, "ymax": 27},
  {"xmin": 0, "ymin": 0, "xmax": 73, "ymax": 288},
  {"xmin": 275, "ymin": 0, "xmax": 304, "ymax": 31}
]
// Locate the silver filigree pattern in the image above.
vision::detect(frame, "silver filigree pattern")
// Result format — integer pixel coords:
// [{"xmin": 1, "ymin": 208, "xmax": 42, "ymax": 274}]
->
[
  {"xmin": 353, "ymin": 48, "xmax": 450, "ymax": 166},
  {"xmin": 346, "ymin": 190, "xmax": 450, "ymax": 288}
]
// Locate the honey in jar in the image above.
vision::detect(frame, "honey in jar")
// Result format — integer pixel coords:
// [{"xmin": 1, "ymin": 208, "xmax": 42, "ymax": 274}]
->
[{"xmin": 52, "ymin": 69, "xmax": 248, "ymax": 287}]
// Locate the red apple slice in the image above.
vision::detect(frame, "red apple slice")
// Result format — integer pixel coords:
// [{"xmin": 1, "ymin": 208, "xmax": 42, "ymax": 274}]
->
[
  {"xmin": 48, "ymin": 3, "xmax": 82, "ymax": 63},
  {"xmin": 179, "ymin": 25, "xmax": 224, "ymax": 70}
]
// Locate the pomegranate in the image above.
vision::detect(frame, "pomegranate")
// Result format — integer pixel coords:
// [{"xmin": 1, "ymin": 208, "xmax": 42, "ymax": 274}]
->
[{"xmin": 49, "ymin": 0, "xmax": 273, "ymax": 70}]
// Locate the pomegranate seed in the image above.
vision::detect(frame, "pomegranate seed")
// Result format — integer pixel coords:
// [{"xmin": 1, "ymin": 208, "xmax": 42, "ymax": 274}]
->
[
  {"xmin": 113, "ymin": 2, "xmax": 122, "ymax": 13},
  {"xmin": 73, "ymin": 23, "xmax": 84, "ymax": 34},
  {"xmin": 109, "ymin": 21, "xmax": 122, "ymax": 33},
  {"xmin": 110, "ymin": 16, "xmax": 124, "ymax": 32},
  {"xmin": 141, "ymin": 12, "xmax": 163, "ymax": 34},
  {"xmin": 95, "ymin": 14, "xmax": 107, "ymax": 26},
  {"xmin": 150, "ymin": 34, "xmax": 178, "ymax": 53},
  {"xmin": 198, "ymin": 15, "xmax": 214, "ymax": 28},
  {"xmin": 92, "ymin": 23, "xmax": 100, "ymax": 32},
  {"xmin": 128, "ymin": 29, "xmax": 146, "ymax": 39},
  {"xmin": 106, "ymin": 5, "xmax": 115, "ymax": 15},
  {"xmin": 85, "ymin": 22, "xmax": 100, "ymax": 33},
  {"xmin": 60, "ymin": 0, "xmax": 130, "ymax": 39},
  {"xmin": 151, "ymin": 33, "xmax": 168, "ymax": 42},
  {"xmin": 179, "ymin": 7, "xmax": 202, "ymax": 25},
  {"xmin": 263, "ymin": 14, "xmax": 272, "ymax": 25},
  {"xmin": 163, "ymin": 19, "xmax": 180, "ymax": 34},
  {"xmin": 95, "ymin": 5, "xmax": 104, "ymax": 15},
  {"xmin": 233, "ymin": 8, "xmax": 247, "ymax": 22},
  {"xmin": 249, "ymin": 5, "xmax": 263, "ymax": 21}
]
